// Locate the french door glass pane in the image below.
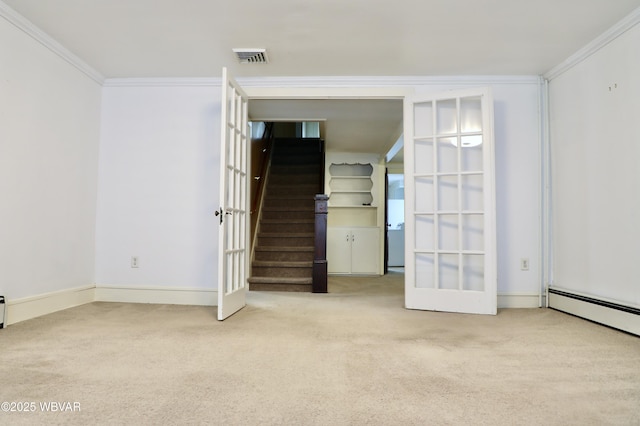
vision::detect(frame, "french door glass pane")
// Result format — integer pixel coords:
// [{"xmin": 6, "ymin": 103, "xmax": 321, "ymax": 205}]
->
[
  {"xmin": 463, "ymin": 254, "xmax": 484, "ymax": 291},
  {"xmin": 414, "ymin": 102, "xmax": 433, "ymax": 136},
  {"xmin": 438, "ymin": 214, "xmax": 458, "ymax": 251},
  {"xmin": 438, "ymin": 176, "xmax": 458, "ymax": 211},
  {"xmin": 415, "ymin": 215, "xmax": 434, "ymax": 250},
  {"xmin": 437, "ymin": 137, "xmax": 457, "ymax": 173},
  {"xmin": 461, "ymin": 139, "xmax": 483, "ymax": 172},
  {"xmin": 460, "ymin": 96, "xmax": 483, "ymax": 132},
  {"xmin": 438, "ymin": 254, "xmax": 459, "ymax": 289},
  {"xmin": 462, "ymin": 214, "xmax": 484, "ymax": 251},
  {"xmin": 415, "ymin": 254, "xmax": 435, "ymax": 288},
  {"xmin": 415, "ymin": 177, "xmax": 434, "ymax": 212},
  {"xmin": 415, "ymin": 139, "xmax": 433, "ymax": 174},
  {"xmin": 461, "ymin": 174, "xmax": 483, "ymax": 211},
  {"xmin": 436, "ymin": 99, "xmax": 457, "ymax": 134}
]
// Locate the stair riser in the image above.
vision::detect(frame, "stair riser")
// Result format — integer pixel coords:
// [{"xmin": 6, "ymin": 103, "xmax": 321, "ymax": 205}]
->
[
  {"xmin": 264, "ymin": 199, "xmax": 314, "ymax": 209},
  {"xmin": 249, "ymin": 283, "xmax": 312, "ymax": 292},
  {"xmin": 269, "ymin": 174, "xmax": 319, "ymax": 184},
  {"xmin": 251, "ymin": 266, "xmax": 313, "ymax": 278},
  {"xmin": 261, "ymin": 210, "xmax": 314, "ymax": 220},
  {"xmin": 260, "ymin": 223, "xmax": 314, "ymax": 233},
  {"xmin": 258, "ymin": 236, "xmax": 314, "ymax": 247},
  {"xmin": 254, "ymin": 251, "xmax": 314, "ymax": 262},
  {"xmin": 267, "ymin": 189, "xmax": 318, "ymax": 198},
  {"xmin": 273, "ymin": 143, "xmax": 320, "ymax": 151},
  {"xmin": 272, "ymin": 156, "xmax": 321, "ymax": 165},
  {"xmin": 270, "ymin": 166, "xmax": 321, "ymax": 175}
]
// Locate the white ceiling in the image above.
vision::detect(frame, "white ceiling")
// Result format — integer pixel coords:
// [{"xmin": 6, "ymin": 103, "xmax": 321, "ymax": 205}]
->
[
  {"xmin": 4, "ymin": 0, "xmax": 639, "ymax": 78},
  {"xmin": 3, "ymin": 0, "xmax": 639, "ymax": 158},
  {"xmin": 250, "ymin": 99, "xmax": 403, "ymax": 154}
]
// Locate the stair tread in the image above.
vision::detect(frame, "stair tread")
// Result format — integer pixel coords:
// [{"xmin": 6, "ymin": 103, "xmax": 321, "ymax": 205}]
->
[
  {"xmin": 262, "ymin": 206, "xmax": 314, "ymax": 212},
  {"xmin": 253, "ymin": 261, "xmax": 313, "ymax": 267},
  {"xmin": 268, "ymin": 183, "xmax": 318, "ymax": 188},
  {"xmin": 258, "ymin": 232, "xmax": 316, "ymax": 238},
  {"xmin": 266, "ymin": 194, "xmax": 315, "ymax": 199},
  {"xmin": 255, "ymin": 246, "xmax": 313, "ymax": 252},
  {"xmin": 258, "ymin": 232, "xmax": 314, "ymax": 237},
  {"xmin": 248, "ymin": 277, "xmax": 313, "ymax": 284},
  {"xmin": 261, "ymin": 219, "xmax": 314, "ymax": 223}
]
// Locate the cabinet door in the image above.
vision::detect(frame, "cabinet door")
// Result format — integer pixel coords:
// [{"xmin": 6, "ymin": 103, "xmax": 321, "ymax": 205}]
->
[
  {"xmin": 351, "ymin": 228, "xmax": 379, "ymax": 274},
  {"xmin": 327, "ymin": 227, "xmax": 351, "ymax": 274}
]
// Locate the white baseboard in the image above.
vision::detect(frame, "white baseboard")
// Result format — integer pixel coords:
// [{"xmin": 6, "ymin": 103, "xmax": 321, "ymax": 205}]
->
[
  {"xmin": 3, "ymin": 285, "xmax": 217, "ymax": 326},
  {"xmin": 5, "ymin": 285, "xmax": 96, "ymax": 326},
  {"xmin": 549, "ymin": 287, "xmax": 640, "ymax": 336},
  {"xmin": 3, "ymin": 285, "xmax": 542, "ymax": 326},
  {"xmin": 498, "ymin": 293, "xmax": 544, "ymax": 308},
  {"xmin": 95, "ymin": 285, "xmax": 217, "ymax": 306}
]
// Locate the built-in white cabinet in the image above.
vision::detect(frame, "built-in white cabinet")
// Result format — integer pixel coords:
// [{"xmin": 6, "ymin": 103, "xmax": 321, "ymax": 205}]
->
[
  {"xmin": 327, "ymin": 163, "xmax": 374, "ymax": 207},
  {"xmin": 325, "ymin": 152, "xmax": 382, "ymax": 275},
  {"xmin": 327, "ymin": 227, "xmax": 379, "ymax": 274},
  {"xmin": 325, "ymin": 153, "xmax": 380, "ymax": 228}
]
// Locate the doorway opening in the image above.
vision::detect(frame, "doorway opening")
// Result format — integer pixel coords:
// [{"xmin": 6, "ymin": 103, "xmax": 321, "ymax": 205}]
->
[{"xmin": 247, "ymin": 95, "xmax": 406, "ymax": 295}]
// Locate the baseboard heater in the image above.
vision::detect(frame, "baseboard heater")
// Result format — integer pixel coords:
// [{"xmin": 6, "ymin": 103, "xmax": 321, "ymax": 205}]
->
[{"xmin": 549, "ymin": 287, "xmax": 640, "ymax": 336}]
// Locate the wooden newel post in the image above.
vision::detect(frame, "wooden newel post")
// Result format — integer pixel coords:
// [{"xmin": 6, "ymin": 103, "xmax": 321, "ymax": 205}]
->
[{"xmin": 313, "ymin": 194, "xmax": 329, "ymax": 293}]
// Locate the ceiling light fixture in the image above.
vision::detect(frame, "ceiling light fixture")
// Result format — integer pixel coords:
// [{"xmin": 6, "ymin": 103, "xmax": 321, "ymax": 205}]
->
[{"xmin": 232, "ymin": 48, "xmax": 269, "ymax": 64}]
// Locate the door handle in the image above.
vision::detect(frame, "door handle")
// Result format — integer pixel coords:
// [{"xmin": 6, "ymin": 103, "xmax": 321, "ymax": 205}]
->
[{"xmin": 215, "ymin": 208, "xmax": 232, "ymax": 224}]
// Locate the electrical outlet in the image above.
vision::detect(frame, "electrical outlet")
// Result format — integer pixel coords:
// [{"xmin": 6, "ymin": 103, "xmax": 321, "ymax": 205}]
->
[
  {"xmin": 131, "ymin": 256, "xmax": 139, "ymax": 268},
  {"xmin": 520, "ymin": 258, "xmax": 529, "ymax": 271}
]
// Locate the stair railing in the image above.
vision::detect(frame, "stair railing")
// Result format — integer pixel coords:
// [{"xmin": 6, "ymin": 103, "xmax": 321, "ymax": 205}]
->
[{"xmin": 250, "ymin": 122, "xmax": 275, "ymax": 256}]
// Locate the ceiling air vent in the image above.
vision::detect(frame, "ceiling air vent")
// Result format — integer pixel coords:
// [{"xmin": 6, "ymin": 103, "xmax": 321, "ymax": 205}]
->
[{"xmin": 233, "ymin": 48, "xmax": 269, "ymax": 64}]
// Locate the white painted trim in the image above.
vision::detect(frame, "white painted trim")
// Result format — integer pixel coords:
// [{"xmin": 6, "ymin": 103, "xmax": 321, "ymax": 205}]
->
[
  {"xmin": 498, "ymin": 293, "xmax": 545, "ymax": 309},
  {"xmin": 5, "ymin": 285, "xmax": 96, "ymax": 326},
  {"xmin": 102, "ymin": 77, "xmax": 221, "ymax": 87},
  {"xmin": 544, "ymin": 6, "xmax": 640, "ymax": 80},
  {"xmin": 549, "ymin": 289, "xmax": 640, "ymax": 336},
  {"xmin": 102, "ymin": 75, "xmax": 540, "ymax": 89},
  {"xmin": 95, "ymin": 285, "xmax": 217, "ymax": 306},
  {"xmin": 0, "ymin": 0, "xmax": 104, "ymax": 84},
  {"xmin": 238, "ymin": 75, "xmax": 541, "ymax": 87}
]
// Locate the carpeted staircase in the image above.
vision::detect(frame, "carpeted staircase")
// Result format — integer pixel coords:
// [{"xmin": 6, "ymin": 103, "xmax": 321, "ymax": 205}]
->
[{"xmin": 248, "ymin": 138, "xmax": 323, "ymax": 292}]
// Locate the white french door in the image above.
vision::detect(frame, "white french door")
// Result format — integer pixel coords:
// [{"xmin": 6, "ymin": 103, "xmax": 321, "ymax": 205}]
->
[
  {"xmin": 404, "ymin": 88, "xmax": 497, "ymax": 315},
  {"xmin": 217, "ymin": 68, "xmax": 250, "ymax": 320}
]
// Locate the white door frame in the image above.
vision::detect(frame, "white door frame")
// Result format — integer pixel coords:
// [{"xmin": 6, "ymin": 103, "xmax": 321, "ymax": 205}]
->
[{"xmin": 239, "ymin": 85, "xmax": 411, "ymax": 290}]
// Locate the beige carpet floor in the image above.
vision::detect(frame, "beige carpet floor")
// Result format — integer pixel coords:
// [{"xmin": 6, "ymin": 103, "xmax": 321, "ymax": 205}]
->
[{"xmin": 1, "ymin": 272, "xmax": 639, "ymax": 425}]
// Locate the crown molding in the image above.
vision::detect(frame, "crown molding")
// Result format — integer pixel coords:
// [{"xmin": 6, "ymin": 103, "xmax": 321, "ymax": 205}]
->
[
  {"xmin": 102, "ymin": 77, "xmax": 221, "ymax": 87},
  {"xmin": 544, "ymin": 6, "xmax": 640, "ymax": 81},
  {"xmin": 237, "ymin": 75, "xmax": 540, "ymax": 87},
  {"xmin": 103, "ymin": 75, "xmax": 539, "ymax": 88},
  {"xmin": 0, "ymin": 0, "xmax": 104, "ymax": 84}
]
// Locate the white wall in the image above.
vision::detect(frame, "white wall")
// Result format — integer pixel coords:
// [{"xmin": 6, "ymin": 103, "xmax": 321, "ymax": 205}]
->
[
  {"xmin": 0, "ymin": 17, "xmax": 102, "ymax": 300},
  {"xmin": 415, "ymin": 83, "xmax": 542, "ymax": 299},
  {"xmin": 549, "ymin": 23, "xmax": 640, "ymax": 306},
  {"xmin": 95, "ymin": 85, "xmax": 220, "ymax": 294},
  {"xmin": 95, "ymin": 79, "xmax": 540, "ymax": 304}
]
